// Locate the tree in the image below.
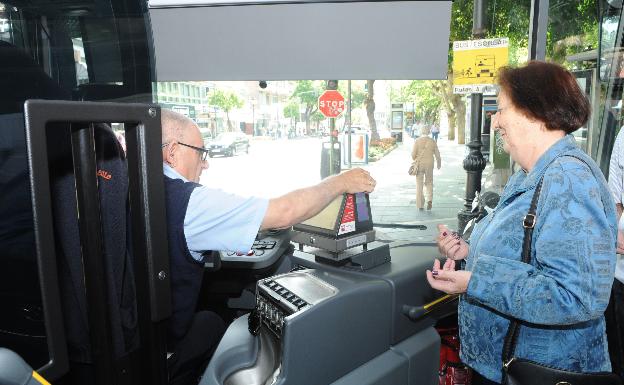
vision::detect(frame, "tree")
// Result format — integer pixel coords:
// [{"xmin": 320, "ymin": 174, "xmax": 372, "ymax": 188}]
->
[
  {"xmin": 411, "ymin": 82, "xmax": 442, "ymax": 123},
  {"xmin": 208, "ymin": 89, "xmax": 244, "ymax": 131},
  {"xmin": 337, "ymin": 82, "xmax": 367, "ymax": 111},
  {"xmin": 431, "ymin": 0, "xmax": 597, "ymax": 144},
  {"xmin": 365, "ymin": 80, "xmax": 379, "ymax": 141},
  {"xmin": 433, "ymin": 79, "xmax": 465, "ymax": 143},
  {"xmin": 292, "ymin": 80, "xmax": 322, "ymax": 135},
  {"xmin": 311, "ymin": 111, "xmax": 325, "ymax": 132},
  {"xmin": 283, "ymin": 102, "xmax": 300, "ymax": 133}
]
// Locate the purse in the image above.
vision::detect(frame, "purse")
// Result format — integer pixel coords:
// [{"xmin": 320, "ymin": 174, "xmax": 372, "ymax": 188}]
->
[
  {"xmin": 502, "ymin": 176, "xmax": 622, "ymax": 385},
  {"xmin": 408, "ymin": 162, "xmax": 418, "ymax": 176},
  {"xmin": 505, "ymin": 358, "xmax": 621, "ymax": 385}
]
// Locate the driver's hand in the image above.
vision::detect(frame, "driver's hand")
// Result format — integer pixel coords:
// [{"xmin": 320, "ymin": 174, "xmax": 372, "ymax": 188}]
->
[
  {"xmin": 618, "ymin": 229, "xmax": 624, "ymax": 255},
  {"xmin": 336, "ymin": 168, "xmax": 376, "ymax": 194}
]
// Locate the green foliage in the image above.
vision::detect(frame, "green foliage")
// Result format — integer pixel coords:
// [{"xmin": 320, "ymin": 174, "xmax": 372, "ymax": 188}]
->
[
  {"xmin": 311, "ymin": 111, "xmax": 325, "ymax": 122},
  {"xmin": 292, "ymin": 80, "xmax": 322, "ymax": 107},
  {"xmin": 283, "ymin": 102, "xmax": 299, "ymax": 120},
  {"xmin": 208, "ymin": 89, "xmax": 244, "ymax": 112},
  {"xmin": 480, "ymin": 0, "xmax": 598, "ymax": 67},
  {"xmin": 544, "ymin": 0, "xmax": 599, "ymax": 68},
  {"xmin": 423, "ymin": 0, "xmax": 598, "ymax": 144},
  {"xmin": 404, "ymin": 81, "xmax": 442, "ymax": 123},
  {"xmin": 445, "ymin": 0, "xmax": 599, "ymax": 70},
  {"xmin": 337, "ymin": 81, "xmax": 367, "ymax": 109},
  {"xmin": 292, "ymin": 80, "xmax": 324, "ymax": 132}
]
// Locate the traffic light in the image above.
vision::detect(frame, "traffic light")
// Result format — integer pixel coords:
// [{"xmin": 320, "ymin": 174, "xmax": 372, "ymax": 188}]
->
[{"xmin": 326, "ymin": 80, "xmax": 338, "ymax": 90}]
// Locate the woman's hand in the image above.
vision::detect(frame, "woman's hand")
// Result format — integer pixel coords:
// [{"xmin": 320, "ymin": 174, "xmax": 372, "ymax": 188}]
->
[
  {"xmin": 426, "ymin": 258, "xmax": 471, "ymax": 294},
  {"xmin": 437, "ymin": 224, "xmax": 469, "ymax": 261}
]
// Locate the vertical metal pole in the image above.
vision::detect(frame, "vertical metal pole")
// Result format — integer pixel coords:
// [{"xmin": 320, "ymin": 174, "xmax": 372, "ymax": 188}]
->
[
  {"xmin": 458, "ymin": 0, "xmax": 488, "ymax": 234},
  {"xmin": 528, "ymin": 0, "xmax": 549, "ymax": 61},
  {"xmin": 348, "ymin": 80, "xmax": 352, "ymax": 168},
  {"xmin": 71, "ymin": 123, "xmax": 115, "ymax": 385},
  {"xmin": 329, "ymin": 117, "xmax": 336, "ymax": 174}
]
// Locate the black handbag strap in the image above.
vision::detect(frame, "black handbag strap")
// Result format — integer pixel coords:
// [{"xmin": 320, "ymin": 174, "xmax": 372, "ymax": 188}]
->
[{"xmin": 501, "ymin": 176, "xmax": 545, "ymax": 382}]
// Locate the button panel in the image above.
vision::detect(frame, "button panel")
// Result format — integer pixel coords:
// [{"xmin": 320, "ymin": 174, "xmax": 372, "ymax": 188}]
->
[
  {"xmin": 224, "ymin": 240, "xmax": 277, "ymax": 257},
  {"xmin": 263, "ymin": 279, "xmax": 309, "ymax": 310},
  {"xmin": 256, "ymin": 295, "xmax": 286, "ymax": 336},
  {"xmin": 256, "ymin": 278, "xmax": 311, "ymax": 337}
]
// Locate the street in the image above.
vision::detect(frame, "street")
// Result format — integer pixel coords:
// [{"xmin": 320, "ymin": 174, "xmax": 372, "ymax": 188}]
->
[
  {"xmin": 200, "ymin": 134, "xmax": 472, "ymax": 243},
  {"xmin": 200, "ymin": 137, "xmax": 323, "ymax": 198}
]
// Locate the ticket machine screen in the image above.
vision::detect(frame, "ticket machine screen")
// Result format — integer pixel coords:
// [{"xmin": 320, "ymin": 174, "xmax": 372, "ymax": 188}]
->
[{"xmin": 294, "ymin": 193, "xmax": 372, "ymax": 238}]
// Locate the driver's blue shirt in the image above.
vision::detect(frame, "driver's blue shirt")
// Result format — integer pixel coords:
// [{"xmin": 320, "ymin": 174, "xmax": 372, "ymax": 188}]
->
[{"xmin": 163, "ymin": 164, "xmax": 269, "ymax": 259}]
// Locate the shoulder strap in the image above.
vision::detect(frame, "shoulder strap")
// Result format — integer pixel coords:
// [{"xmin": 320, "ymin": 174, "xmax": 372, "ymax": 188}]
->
[{"xmin": 501, "ymin": 176, "xmax": 544, "ymax": 380}]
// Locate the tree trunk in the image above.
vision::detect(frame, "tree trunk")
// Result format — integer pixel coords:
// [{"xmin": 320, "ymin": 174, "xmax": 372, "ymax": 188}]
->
[
  {"xmin": 453, "ymin": 95, "xmax": 466, "ymax": 145},
  {"xmin": 366, "ymin": 80, "xmax": 379, "ymax": 141},
  {"xmin": 305, "ymin": 105, "xmax": 312, "ymax": 135},
  {"xmin": 226, "ymin": 111, "xmax": 233, "ymax": 131},
  {"xmin": 432, "ymin": 79, "xmax": 456, "ymax": 142},
  {"xmin": 446, "ymin": 110, "xmax": 456, "ymax": 142}
]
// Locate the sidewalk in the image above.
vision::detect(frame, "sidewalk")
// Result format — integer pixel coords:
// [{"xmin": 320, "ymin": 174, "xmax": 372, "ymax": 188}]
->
[{"xmin": 363, "ymin": 134, "xmax": 470, "ymax": 243}]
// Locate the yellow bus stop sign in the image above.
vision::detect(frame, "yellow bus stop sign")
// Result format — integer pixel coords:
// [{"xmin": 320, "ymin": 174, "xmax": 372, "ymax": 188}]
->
[{"xmin": 453, "ymin": 38, "xmax": 509, "ymax": 94}]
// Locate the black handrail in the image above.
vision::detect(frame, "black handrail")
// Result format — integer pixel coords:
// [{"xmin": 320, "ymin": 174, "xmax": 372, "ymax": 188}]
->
[{"xmin": 24, "ymin": 100, "xmax": 170, "ymax": 385}]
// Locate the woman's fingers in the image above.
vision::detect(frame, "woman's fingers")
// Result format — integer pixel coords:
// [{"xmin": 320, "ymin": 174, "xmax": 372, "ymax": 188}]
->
[
  {"xmin": 443, "ymin": 258, "xmax": 455, "ymax": 271},
  {"xmin": 440, "ymin": 235, "xmax": 460, "ymax": 255},
  {"xmin": 447, "ymin": 244, "xmax": 464, "ymax": 260},
  {"xmin": 438, "ymin": 232, "xmax": 455, "ymax": 248},
  {"xmin": 426, "ymin": 269, "xmax": 454, "ymax": 293},
  {"xmin": 426, "ymin": 269, "xmax": 471, "ymax": 294},
  {"xmin": 437, "ymin": 225, "xmax": 468, "ymax": 261}
]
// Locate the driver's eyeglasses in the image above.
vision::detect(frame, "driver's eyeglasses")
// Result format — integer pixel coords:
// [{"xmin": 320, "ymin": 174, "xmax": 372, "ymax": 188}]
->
[{"xmin": 162, "ymin": 142, "xmax": 209, "ymax": 161}]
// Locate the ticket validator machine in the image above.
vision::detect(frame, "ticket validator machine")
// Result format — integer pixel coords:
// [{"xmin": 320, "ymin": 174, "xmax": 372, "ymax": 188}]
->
[{"xmin": 201, "ymin": 193, "xmax": 456, "ymax": 385}]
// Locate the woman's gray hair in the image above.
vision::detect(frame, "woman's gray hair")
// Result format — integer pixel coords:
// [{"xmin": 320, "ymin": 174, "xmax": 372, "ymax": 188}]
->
[{"xmin": 420, "ymin": 125, "xmax": 431, "ymax": 135}]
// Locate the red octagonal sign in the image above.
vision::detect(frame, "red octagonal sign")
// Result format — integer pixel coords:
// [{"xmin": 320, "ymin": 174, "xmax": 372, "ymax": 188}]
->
[{"xmin": 318, "ymin": 90, "xmax": 345, "ymax": 118}]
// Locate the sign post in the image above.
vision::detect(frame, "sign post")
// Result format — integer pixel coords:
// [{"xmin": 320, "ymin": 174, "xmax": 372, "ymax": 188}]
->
[{"xmin": 318, "ymin": 89, "xmax": 344, "ymax": 175}]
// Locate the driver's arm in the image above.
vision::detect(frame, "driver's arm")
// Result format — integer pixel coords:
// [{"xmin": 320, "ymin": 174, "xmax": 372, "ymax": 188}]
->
[{"xmin": 260, "ymin": 168, "xmax": 375, "ymax": 230}]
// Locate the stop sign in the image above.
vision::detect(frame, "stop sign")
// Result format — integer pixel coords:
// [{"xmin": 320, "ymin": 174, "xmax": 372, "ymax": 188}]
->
[{"xmin": 318, "ymin": 90, "xmax": 345, "ymax": 118}]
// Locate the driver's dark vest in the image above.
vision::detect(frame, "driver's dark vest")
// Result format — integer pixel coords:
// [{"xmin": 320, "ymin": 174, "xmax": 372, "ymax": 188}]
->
[{"xmin": 163, "ymin": 175, "xmax": 207, "ymax": 347}]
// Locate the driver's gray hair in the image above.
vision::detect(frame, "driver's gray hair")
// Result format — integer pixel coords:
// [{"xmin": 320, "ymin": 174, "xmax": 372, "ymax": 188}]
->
[{"xmin": 161, "ymin": 108, "xmax": 196, "ymax": 144}]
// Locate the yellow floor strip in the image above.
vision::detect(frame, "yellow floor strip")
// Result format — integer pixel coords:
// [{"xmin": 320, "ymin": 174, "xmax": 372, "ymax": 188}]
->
[{"xmin": 32, "ymin": 371, "xmax": 51, "ymax": 385}]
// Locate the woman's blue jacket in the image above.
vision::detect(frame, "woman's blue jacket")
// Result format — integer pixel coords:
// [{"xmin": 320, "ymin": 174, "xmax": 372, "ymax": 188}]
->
[{"xmin": 461, "ymin": 135, "xmax": 617, "ymax": 383}]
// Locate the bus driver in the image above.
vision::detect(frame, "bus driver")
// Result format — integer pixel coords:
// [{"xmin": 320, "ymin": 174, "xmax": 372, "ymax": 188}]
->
[{"xmin": 160, "ymin": 109, "xmax": 376, "ymax": 385}]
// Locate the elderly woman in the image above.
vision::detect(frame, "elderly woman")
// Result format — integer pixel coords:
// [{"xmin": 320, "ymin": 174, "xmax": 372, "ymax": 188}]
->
[
  {"xmin": 427, "ymin": 61, "xmax": 617, "ymax": 385},
  {"xmin": 411, "ymin": 124, "xmax": 441, "ymax": 210}
]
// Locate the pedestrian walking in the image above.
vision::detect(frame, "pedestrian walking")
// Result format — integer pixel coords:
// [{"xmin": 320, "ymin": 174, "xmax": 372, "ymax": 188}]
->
[
  {"xmin": 431, "ymin": 123, "xmax": 440, "ymax": 142},
  {"xmin": 411, "ymin": 125, "xmax": 441, "ymax": 210}
]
